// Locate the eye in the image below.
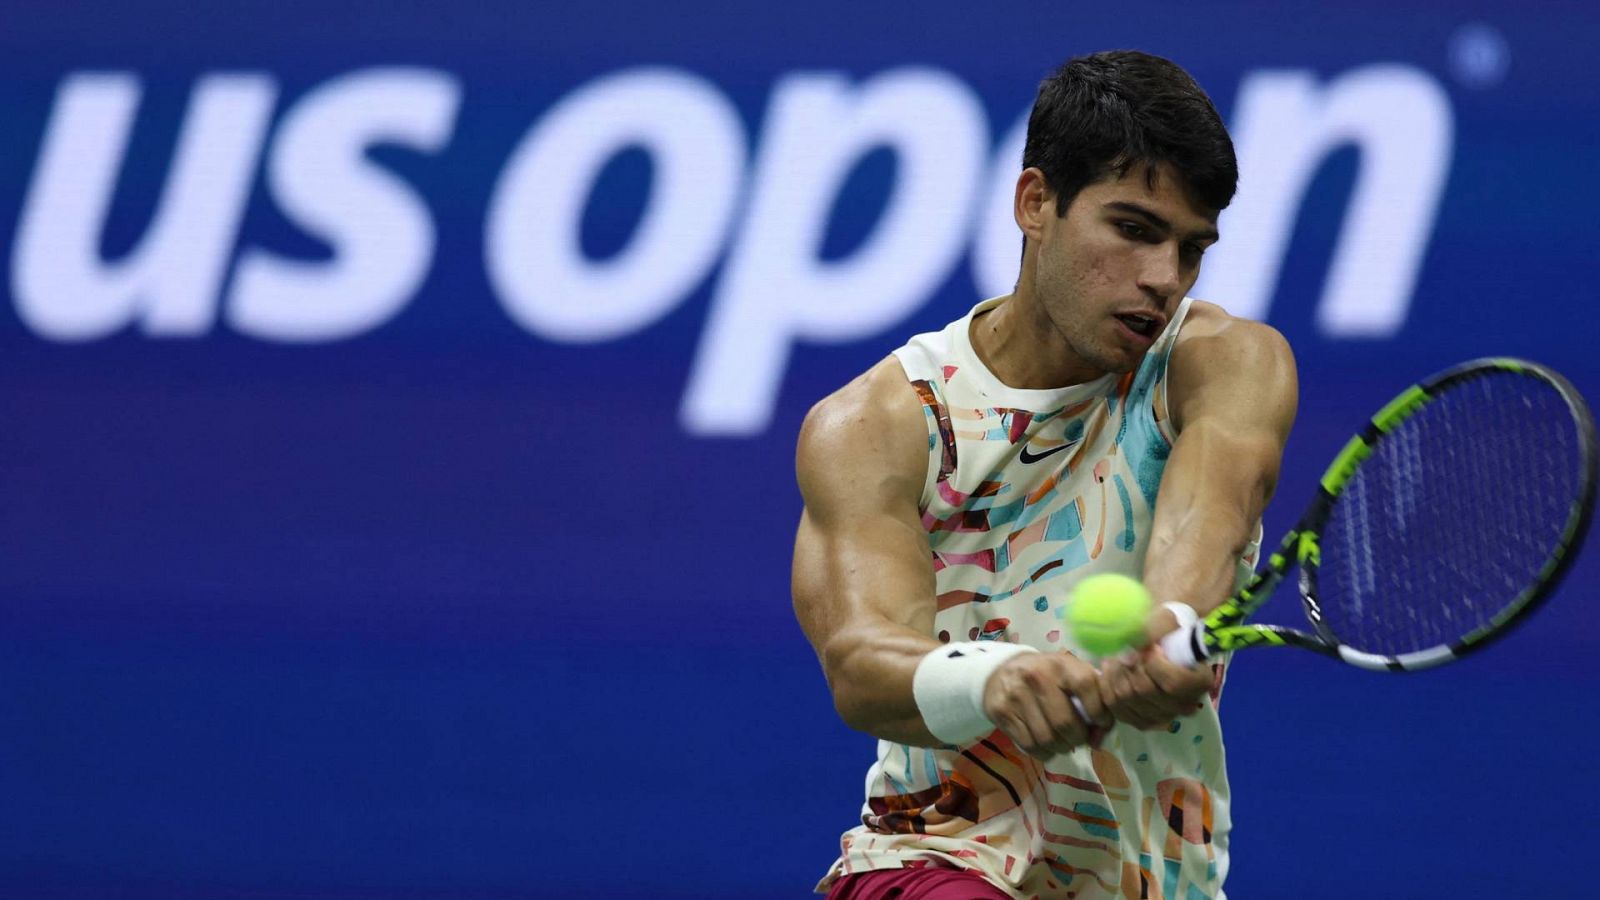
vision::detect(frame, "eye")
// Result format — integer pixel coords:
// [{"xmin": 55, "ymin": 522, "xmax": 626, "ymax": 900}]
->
[
  {"xmin": 1116, "ymin": 221, "xmax": 1145, "ymax": 239},
  {"xmin": 1181, "ymin": 242, "xmax": 1205, "ymax": 261}
]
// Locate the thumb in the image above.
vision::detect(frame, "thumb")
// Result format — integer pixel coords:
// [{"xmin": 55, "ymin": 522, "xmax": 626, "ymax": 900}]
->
[{"xmin": 1143, "ymin": 604, "xmax": 1182, "ymax": 647}]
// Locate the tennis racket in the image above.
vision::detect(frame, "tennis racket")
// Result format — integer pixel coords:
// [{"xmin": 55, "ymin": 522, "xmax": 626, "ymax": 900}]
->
[{"xmin": 1158, "ymin": 357, "xmax": 1597, "ymax": 672}]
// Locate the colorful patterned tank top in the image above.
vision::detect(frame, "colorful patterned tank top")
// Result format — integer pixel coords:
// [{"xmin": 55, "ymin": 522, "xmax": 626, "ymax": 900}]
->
[{"xmin": 818, "ymin": 295, "xmax": 1260, "ymax": 900}]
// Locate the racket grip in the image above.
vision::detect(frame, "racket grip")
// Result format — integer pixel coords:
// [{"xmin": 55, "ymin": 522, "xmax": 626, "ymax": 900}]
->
[{"xmin": 1159, "ymin": 623, "xmax": 1210, "ymax": 668}]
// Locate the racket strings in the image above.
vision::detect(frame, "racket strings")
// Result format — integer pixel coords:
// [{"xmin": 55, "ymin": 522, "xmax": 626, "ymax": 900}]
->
[{"xmin": 1317, "ymin": 371, "xmax": 1586, "ymax": 656}]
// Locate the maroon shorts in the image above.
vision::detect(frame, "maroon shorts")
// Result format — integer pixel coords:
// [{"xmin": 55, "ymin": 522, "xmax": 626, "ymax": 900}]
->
[{"xmin": 826, "ymin": 866, "xmax": 1012, "ymax": 899}]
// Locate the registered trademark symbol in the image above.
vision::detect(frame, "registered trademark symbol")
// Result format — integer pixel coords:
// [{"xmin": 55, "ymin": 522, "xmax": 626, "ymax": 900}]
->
[{"xmin": 1448, "ymin": 22, "xmax": 1510, "ymax": 88}]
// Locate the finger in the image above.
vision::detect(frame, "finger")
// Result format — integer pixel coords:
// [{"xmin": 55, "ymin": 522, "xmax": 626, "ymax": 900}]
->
[
  {"xmin": 1033, "ymin": 686, "xmax": 1090, "ymax": 753},
  {"xmin": 1017, "ymin": 701, "xmax": 1068, "ymax": 755},
  {"xmin": 1142, "ymin": 604, "xmax": 1184, "ymax": 648},
  {"xmin": 1098, "ymin": 657, "xmax": 1148, "ymax": 715},
  {"xmin": 1033, "ymin": 660, "xmax": 1095, "ymax": 747},
  {"xmin": 991, "ymin": 709, "xmax": 1040, "ymax": 754},
  {"xmin": 1142, "ymin": 648, "xmax": 1214, "ymax": 714},
  {"xmin": 1060, "ymin": 689, "xmax": 1100, "ymax": 746},
  {"xmin": 1060, "ymin": 666, "xmax": 1112, "ymax": 728},
  {"xmin": 1020, "ymin": 663, "xmax": 1092, "ymax": 752},
  {"xmin": 1002, "ymin": 697, "xmax": 1065, "ymax": 758},
  {"xmin": 1066, "ymin": 693, "xmax": 1109, "ymax": 749},
  {"xmin": 1145, "ymin": 646, "xmax": 1213, "ymax": 694},
  {"xmin": 1067, "ymin": 693, "xmax": 1092, "ymax": 730},
  {"xmin": 1105, "ymin": 658, "xmax": 1171, "ymax": 727},
  {"xmin": 986, "ymin": 664, "xmax": 1055, "ymax": 753}
]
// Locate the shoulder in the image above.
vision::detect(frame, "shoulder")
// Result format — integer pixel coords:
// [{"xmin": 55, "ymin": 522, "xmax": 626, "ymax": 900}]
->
[
  {"xmin": 1167, "ymin": 300, "xmax": 1298, "ymax": 434},
  {"xmin": 796, "ymin": 356, "xmax": 930, "ymax": 517},
  {"xmin": 1174, "ymin": 300, "xmax": 1293, "ymax": 361}
]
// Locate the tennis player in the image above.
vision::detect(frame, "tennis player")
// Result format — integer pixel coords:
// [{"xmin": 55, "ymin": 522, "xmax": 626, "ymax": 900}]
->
[{"xmin": 794, "ymin": 51, "xmax": 1297, "ymax": 899}]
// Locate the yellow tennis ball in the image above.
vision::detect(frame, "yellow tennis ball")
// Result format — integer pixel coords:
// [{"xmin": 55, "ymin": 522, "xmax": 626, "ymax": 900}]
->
[{"xmin": 1067, "ymin": 574, "xmax": 1153, "ymax": 657}]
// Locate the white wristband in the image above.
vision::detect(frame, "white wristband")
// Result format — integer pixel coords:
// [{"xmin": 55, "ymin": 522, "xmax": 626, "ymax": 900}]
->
[
  {"xmin": 912, "ymin": 641, "xmax": 1038, "ymax": 745},
  {"xmin": 1161, "ymin": 601, "xmax": 1198, "ymax": 631},
  {"xmin": 1157, "ymin": 601, "xmax": 1206, "ymax": 668}
]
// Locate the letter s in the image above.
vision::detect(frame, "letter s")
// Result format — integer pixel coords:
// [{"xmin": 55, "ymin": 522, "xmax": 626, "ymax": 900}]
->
[{"xmin": 228, "ymin": 68, "xmax": 461, "ymax": 342}]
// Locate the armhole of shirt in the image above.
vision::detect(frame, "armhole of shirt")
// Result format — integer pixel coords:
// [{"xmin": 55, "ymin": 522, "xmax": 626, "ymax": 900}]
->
[
  {"xmin": 890, "ymin": 350, "xmax": 947, "ymax": 513},
  {"xmin": 1147, "ymin": 296, "xmax": 1195, "ymax": 448}
]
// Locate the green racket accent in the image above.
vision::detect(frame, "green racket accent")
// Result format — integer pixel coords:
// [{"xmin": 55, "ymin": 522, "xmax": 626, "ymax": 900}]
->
[
  {"xmin": 1319, "ymin": 384, "xmax": 1432, "ymax": 494},
  {"xmin": 1209, "ymin": 626, "xmax": 1288, "ymax": 652},
  {"xmin": 1177, "ymin": 357, "xmax": 1597, "ymax": 673},
  {"xmin": 1203, "ymin": 592, "xmax": 1254, "ymax": 627},
  {"xmin": 1191, "ymin": 530, "xmax": 1301, "ymax": 641},
  {"xmin": 1295, "ymin": 531, "xmax": 1321, "ymax": 566},
  {"xmin": 1371, "ymin": 385, "xmax": 1429, "ymax": 433},
  {"xmin": 1319, "ymin": 434, "xmax": 1372, "ymax": 494}
]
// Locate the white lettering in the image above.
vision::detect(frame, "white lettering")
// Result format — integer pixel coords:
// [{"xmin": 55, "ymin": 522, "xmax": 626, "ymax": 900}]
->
[
  {"xmin": 1195, "ymin": 65, "xmax": 1453, "ymax": 336},
  {"xmin": 229, "ymin": 68, "xmax": 460, "ymax": 342},
  {"xmin": 10, "ymin": 63, "xmax": 1460, "ymax": 438},
  {"xmin": 486, "ymin": 68, "xmax": 745, "ymax": 341},
  {"xmin": 12, "ymin": 73, "xmax": 275, "ymax": 340},
  {"xmin": 683, "ymin": 68, "xmax": 986, "ymax": 436}
]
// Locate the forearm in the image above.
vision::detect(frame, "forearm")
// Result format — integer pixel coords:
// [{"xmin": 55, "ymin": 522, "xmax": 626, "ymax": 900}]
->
[
  {"xmin": 1144, "ymin": 504, "xmax": 1257, "ymax": 617},
  {"xmin": 1144, "ymin": 422, "xmax": 1275, "ymax": 617},
  {"xmin": 821, "ymin": 620, "xmax": 944, "ymax": 745},
  {"xmin": 793, "ymin": 512, "xmax": 952, "ymax": 745}
]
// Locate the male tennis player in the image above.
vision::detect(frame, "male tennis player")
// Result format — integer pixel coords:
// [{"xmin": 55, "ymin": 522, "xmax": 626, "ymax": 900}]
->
[{"xmin": 795, "ymin": 51, "xmax": 1297, "ymax": 899}]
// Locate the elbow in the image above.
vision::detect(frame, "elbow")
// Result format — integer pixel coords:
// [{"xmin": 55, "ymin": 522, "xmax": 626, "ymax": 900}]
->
[
  {"xmin": 821, "ymin": 635, "xmax": 903, "ymax": 735},
  {"xmin": 820, "ymin": 638, "xmax": 869, "ymax": 729},
  {"xmin": 811, "ymin": 617, "xmax": 939, "ymax": 743},
  {"xmin": 832, "ymin": 683, "xmax": 890, "ymax": 736},
  {"xmin": 833, "ymin": 691, "xmax": 872, "ymax": 733},
  {"xmin": 831, "ymin": 680, "xmax": 915, "ymax": 742}
]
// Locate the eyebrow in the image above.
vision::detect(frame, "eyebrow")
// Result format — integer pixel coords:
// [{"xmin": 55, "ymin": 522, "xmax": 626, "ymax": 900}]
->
[{"xmin": 1104, "ymin": 201, "xmax": 1220, "ymax": 245}]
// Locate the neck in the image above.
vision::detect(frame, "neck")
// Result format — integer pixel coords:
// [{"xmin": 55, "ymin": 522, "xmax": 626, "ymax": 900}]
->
[{"xmin": 970, "ymin": 278, "xmax": 1106, "ymax": 390}]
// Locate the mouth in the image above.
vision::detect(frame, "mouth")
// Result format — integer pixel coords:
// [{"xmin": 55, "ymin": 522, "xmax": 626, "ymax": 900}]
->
[{"xmin": 1113, "ymin": 312, "xmax": 1164, "ymax": 346}]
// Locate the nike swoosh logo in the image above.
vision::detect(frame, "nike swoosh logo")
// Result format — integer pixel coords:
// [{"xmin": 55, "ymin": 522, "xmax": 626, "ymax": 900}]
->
[{"xmin": 1018, "ymin": 441, "xmax": 1079, "ymax": 464}]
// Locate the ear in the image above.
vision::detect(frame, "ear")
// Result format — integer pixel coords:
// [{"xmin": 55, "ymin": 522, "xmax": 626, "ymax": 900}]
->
[{"xmin": 1013, "ymin": 167, "xmax": 1053, "ymax": 244}]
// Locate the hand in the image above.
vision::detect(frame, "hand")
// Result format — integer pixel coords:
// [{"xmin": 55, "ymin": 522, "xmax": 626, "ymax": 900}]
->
[
  {"xmin": 982, "ymin": 651, "xmax": 1112, "ymax": 759},
  {"xmin": 1098, "ymin": 606, "xmax": 1213, "ymax": 730}
]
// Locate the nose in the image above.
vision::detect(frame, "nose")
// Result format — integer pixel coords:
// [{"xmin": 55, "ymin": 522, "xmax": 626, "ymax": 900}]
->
[{"xmin": 1137, "ymin": 244, "xmax": 1182, "ymax": 302}]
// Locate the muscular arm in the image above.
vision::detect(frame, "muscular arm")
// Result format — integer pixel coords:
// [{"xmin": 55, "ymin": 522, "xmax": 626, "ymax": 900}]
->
[
  {"xmin": 791, "ymin": 359, "xmax": 945, "ymax": 745},
  {"xmin": 1100, "ymin": 307, "xmax": 1297, "ymax": 727},
  {"xmin": 1143, "ymin": 309, "xmax": 1298, "ymax": 621},
  {"xmin": 794, "ymin": 358, "xmax": 1108, "ymax": 754}
]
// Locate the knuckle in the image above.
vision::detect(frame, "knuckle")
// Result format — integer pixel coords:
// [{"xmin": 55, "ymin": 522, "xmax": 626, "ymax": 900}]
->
[{"xmin": 1050, "ymin": 731, "xmax": 1083, "ymax": 752}]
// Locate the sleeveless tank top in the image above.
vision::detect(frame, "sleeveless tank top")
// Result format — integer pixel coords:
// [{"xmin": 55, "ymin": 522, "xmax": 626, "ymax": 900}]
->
[{"xmin": 818, "ymin": 295, "xmax": 1261, "ymax": 900}]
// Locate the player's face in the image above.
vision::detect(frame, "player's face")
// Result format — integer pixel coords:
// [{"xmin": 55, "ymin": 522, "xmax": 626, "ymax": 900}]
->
[{"xmin": 1031, "ymin": 163, "xmax": 1219, "ymax": 374}]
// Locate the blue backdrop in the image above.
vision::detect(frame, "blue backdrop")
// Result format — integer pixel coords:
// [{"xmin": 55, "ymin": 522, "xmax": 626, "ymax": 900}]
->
[{"xmin": 3, "ymin": 2, "xmax": 1598, "ymax": 897}]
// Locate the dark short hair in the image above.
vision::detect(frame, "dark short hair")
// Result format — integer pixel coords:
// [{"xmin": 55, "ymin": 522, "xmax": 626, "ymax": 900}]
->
[{"xmin": 1023, "ymin": 50, "xmax": 1237, "ymax": 215}]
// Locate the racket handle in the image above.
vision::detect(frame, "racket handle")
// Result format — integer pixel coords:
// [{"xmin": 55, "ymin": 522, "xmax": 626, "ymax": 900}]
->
[{"xmin": 1159, "ymin": 622, "xmax": 1211, "ymax": 668}]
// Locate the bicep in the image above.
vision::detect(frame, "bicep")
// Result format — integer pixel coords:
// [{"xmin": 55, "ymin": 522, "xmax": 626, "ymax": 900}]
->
[
  {"xmin": 789, "ymin": 370, "xmax": 956, "ymax": 740},
  {"xmin": 792, "ymin": 502, "xmax": 937, "ymax": 660},
  {"xmin": 790, "ymin": 365, "xmax": 941, "ymax": 670}
]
